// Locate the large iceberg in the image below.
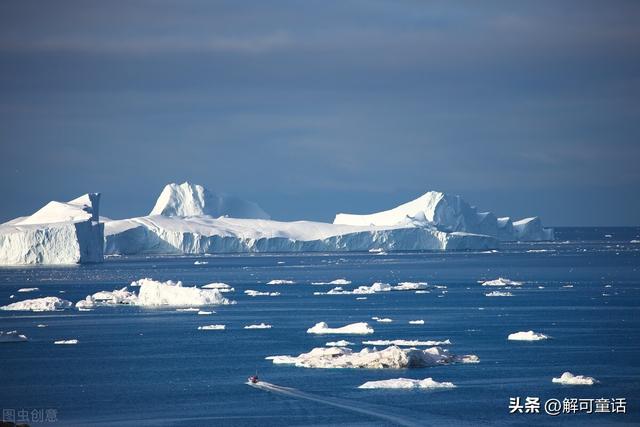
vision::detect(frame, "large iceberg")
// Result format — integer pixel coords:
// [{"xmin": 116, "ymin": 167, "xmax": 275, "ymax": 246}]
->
[
  {"xmin": 333, "ymin": 191, "xmax": 553, "ymax": 241},
  {"xmin": 358, "ymin": 377, "xmax": 456, "ymax": 389},
  {"xmin": 267, "ymin": 345, "xmax": 478, "ymax": 369},
  {"xmin": 1, "ymin": 296, "xmax": 72, "ymax": 312},
  {"xmin": 150, "ymin": 181, "xmax": 270, "ymax": 219},
  {"xmin": 0, "ymin": 193, "xmax": 104, "ymax": 265}
]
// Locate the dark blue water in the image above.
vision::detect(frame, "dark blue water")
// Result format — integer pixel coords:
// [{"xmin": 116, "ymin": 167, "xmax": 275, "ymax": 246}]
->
[{"xmin": 1, "ymin": 227, "xmax": 639, "ymax": 426}]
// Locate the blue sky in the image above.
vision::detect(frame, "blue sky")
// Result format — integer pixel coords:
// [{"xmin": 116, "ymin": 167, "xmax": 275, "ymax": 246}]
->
[{"xmin": 1, "ymin": 1, "xmax": 638, "ymax": 225}]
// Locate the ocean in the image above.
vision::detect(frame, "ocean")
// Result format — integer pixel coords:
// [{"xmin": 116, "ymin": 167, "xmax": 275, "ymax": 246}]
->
[{"xmin": 1, "ymin": 227, "xmax": 639, "ymax": 426}]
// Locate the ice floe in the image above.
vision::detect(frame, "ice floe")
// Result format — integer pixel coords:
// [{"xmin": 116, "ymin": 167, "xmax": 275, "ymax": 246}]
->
[
  {"xmin": 17, "ymin": 288, "xmax": 39, "ymax": 293},
  {"xmin": 193, "ymin": 260, "xmax": 208, "ymax": 265},
  {"xmin": 485, "ymin": 291, "xmax": 513, "ymax": 297},
  {"xmin": 481, "ymin": 278, "xmax": 523, "ymax": 287},
  {"xmin": 1, "ymin": 296, "xmax": 72, "ymax": 312},
  {"xmin": 54, "ymin": 339, "xmax": 78, "ymax": 345},
  {"xmin": 363, "ymin": 339, "xmax": 451, "ymax": 346},
  {"xmin": 358, "ymin": 377, "xmax": 456, "ymax": 389},
  {"xmin": 507, "ymin": 331, "xmax": 549, "ymax": 341},
  {"xmin": 314, "ymin": 281, "xmax": 428, "ymax": 296},
  {"xmin": 409, "ymin": 320, "xmax": 425, "ymax": 325},
  {"xmin": 372, "ymin": 317, "xmax": 393, "ymax": 323},
  {"xmin": 552, "ymin": 372, "xmax": 598, "ymax": 385},
  {"xmin": 267, "ymin": 279, "xmax": 295, "ymax": 285},
  {"xmin": 245, "ymin": 290, "xmax": 280, "ymax": 297},
  {"xmin": 244, "ymin": 323, "xmax": 272, "ymax": 329},
  {"xmin": 307, "ymin": 322, "xmax": 374, "ymax": 335},
  {"xmin": 134, "ymin": 278, "xmax": 233, "ymax": 307},
  {"xmin": 268, "ymin": 345, "xmax": 478, "ymax": 369},
  {"xmin": 198, "ymin": 324, "xmax": 226, "ymax": 330},
  {"xmin": 175, "ymin": 307, "xmax": 200, "ymax": 312},
  {"xmin": 201, "ymin": 282, "xmax": 234, "ymax": 292},
  {"xmin": 326, "ymin": 340, "xmax": 354, "ymax": 347},
  {"xmin": 0, "ymin": 330, "xmax": 28, "ymax": 343},
  {"xmin": 198, "ymin": 310, "xmax": 213, "ymax": 315},
  {"xmin": 311, "ymin": 279, "xmax": 352, "ymax": 285}
]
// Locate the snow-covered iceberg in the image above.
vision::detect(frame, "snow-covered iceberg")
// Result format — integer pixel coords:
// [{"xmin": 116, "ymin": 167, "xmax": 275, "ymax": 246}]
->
[
  {"xmin": 75, "ymin": 278, "xmax": 234, "ymax": 308},
  {"xmin": 552, "ymin": 372, "xmax": 597, "ymax": 385},
  {"xmin": 0, "ymin": 193, "xmax": 104, "ymax": 265},
  {"xmin": 507, "ymin": 331, "xmax": 549, "ymax": 341},
  {"xmin": 307, "ymin": 322, "xmax": 374, "ymax": 335},
  {"xmin": 1, "ymin": 296, "xmax": 72, "ymax": 312},
  {"xmin": 358, "ymin": 377, "xmax": 456, "ymax": 389},
  {"xmin": 334, "ymin": 191, "xmax": 553, "ymax": 241},
  {"xmin": 267, "ymin": 345, "xmax": 478, "ymax": 369},
  {"xmin": 150, "ymin": 181, "xmax": 270, "ymax": 219}
]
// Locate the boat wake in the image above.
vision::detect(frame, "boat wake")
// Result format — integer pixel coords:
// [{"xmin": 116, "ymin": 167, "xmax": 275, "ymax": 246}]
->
[{"xmin": 248, "ymin": 381, "xmax": 422, "ymax": 426}]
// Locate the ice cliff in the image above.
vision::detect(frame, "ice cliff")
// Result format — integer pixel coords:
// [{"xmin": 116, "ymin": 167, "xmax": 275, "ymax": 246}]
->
[
  {"xmin": 0, "ymin": 193, "xmax": 104, "ymax": 265},
  {"xmin": 333, "ymin": 191, "xmax": 554, "ymax": 241},
  {"xmin": 150, "ymin": 182, "xmax": 270, "ymax": 219}
]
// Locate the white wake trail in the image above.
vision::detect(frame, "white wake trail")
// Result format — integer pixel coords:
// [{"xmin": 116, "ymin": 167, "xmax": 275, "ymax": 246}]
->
[{"xmin": 248, "ymin": 381, "xmax": 423, "ymax": 427}]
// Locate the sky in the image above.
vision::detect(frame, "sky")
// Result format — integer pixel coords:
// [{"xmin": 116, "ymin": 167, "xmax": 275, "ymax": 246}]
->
[{"xmin": 0, "ymin": 1, "xmax": 639, "ymax": 226}]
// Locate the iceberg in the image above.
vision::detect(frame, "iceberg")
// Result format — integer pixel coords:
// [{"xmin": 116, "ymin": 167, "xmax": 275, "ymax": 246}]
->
[
  {"xmin": 245, "ymin": 290, "xmax": 280, "ymax": 297},
  {"xmin": 314, "ymin": 281, "xmax": 429, "ymax": 296},
  {"xmin": 552, "ymin": 372, "xmax": 597, "ymax": 385},
  {"xmin": 75, "ymin": 279, "xmax": 234, "ymax": 308},
  {"xmin": 507, "ymin": 331, "xmax": 549, "ymax": 341},
  {"xmin": 409, "ymin": 320, "xmax": 425, "ymax": 325},
  {"xmin": 358, "ymin": 377, "xmax": 456, "ymax": 389},
  {"xmin": 0, "ymin": 193, "xmax": 104, "ymax": 265},
  {"xmin": 0, "ymin": 330, "xmax": 28, "ymax": 343},
  {"xmin": 334, "ymin": 191, "xmax": 553, "ymax": 241},
  {"xmin": 201, "ymin": 283, "xmax": 234, "ymax": 292},
  {"xmin": 17, "ymin": 288, "xmax": 39, "ymax": 293},
  {"xmin": 307, "ymin": 322, "xmax": 374, "ymax": 335},
  {"xmin": 311, "ymin": 279, "xmax": 352, "ymax": 285},
  {"xmin": 134, "ymin": 278, "xmax": 233, "ymax": 307},
  {"xmin": 198, "ymin": 324, "xmax": 226, "ymax": 330},
  {"xmin": 326, "ymin": 340, "xmax": 354, "ymax": 347},
  {"xmin": 104, "ymin": 183, "xmax": 499, "ymax": 256},
  {"xmin": 362, "ymin": 339, "xmax": 451, "ymax": 346},
  {"xmin": 485, "ymin": 291, "xmax": 513, "ymax": 297},
  {"xmin": 150, "ymin": 182, "xmax": 270, "ymax": 219},
  {"xmin": 1, "ymin": 296, "xmax": 72, "ymax": 312},
  {"xmin": 373, "ymin": 317, "xmax": 393, "ymax": 323},
  {"xmin": 54, "ymin": 339, "xmax": 78, "ymax": 345},
  {"xmin": 481, "ymin": 278, "xmax": 523, "ymax": 287},
  {"xmin": 244, "ymin": 323, "xmax": 272, "ymax": 329},
  {"xmin": 267, "ymin": 279, "xmax": 295, "ymax": 285},
  {"xmin": 268, "ymin": 345, "xmax": 478, "ymax": 369}
]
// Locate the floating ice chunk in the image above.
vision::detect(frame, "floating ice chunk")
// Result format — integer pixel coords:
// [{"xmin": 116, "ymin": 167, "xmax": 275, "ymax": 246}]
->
[
  {"xmin": 17, "ymin": 288, "xmax": 39, "ymax": 293},
  {"xmin": 244, "ymin": 323, "xmax": 272, "ymax": 329},
  {"xmin": 307, "ymin": 322, "xmax": 374, "ymax": 335},
  {"xmin": 363, "ymin": 339, "xmax": 451, "ymax": 346},
  {"xmin": 358, "ymin": 377, "xmax": 456, "ymax": 389},
  {"xmin": 133, "ymin": 278, "xmax": 233, "ymax": 307},
  {"xmin": 356, "ymin": 297, "xmax": 367, "ymax": 300},
  {"xmin": 36, "ymin": 324, "xmax": 47, "ymax": 328},
  {"xmin": 193, "ymin": 260, "xmax": 209, "ymax": 265},
  {"xmin": 311, "ymin": 279, "xmax": 352, "ymax": 285},
  {"xmin": 1, "ymin": 297, "xmax": 72, "ymax": 312},
  {"xmin": 375, "ymin": 318, "xmax": 393, "ymax": 323},
  {"xmin": 485, "ymin": 291, "xmax": 513, "ymax": 297},
  {"xmin": 326, "ymin": 340, "xmax": 354, "ymax": 347},
  {"xmin": 508, "ymin": 331, "xmax": 549, "ymax": 341},
  {"xmin": 198, "ymin": 324, "xmax": 225, "ymax": 330},
  {"xmin": 267, "ymin": 280, "xmax": 295, "ymax": 285},
  {"xmin": 201, "ymin": 282, "xmax": 233, "ymax": 292},
  {"xmin": 481, "ymin": 278, "xmax": 523, "ymax": 287},
  {"xmin": 54, "ymin": 339, "xmax": 78, "ymax": 345},
  {"xmin": 415, "ymin": 290, "xmax": 429, "ymax": 294},
  {"xmin": 0, "ymin": 330, "xmax": 28, "ymax": 343},
  {"xmin": 76, "ymin": 287, "xmax": 138, "ymax": 309},
  {"xmin": 268, "ymin": 345, "xmax": 477, "ymax": 369},
  {"xmin": 198, "ymin": 310, "xmax": 213, "ymax": 315},
  {"xmin": 176, "ymin": 307, "xmax": 200, "ymax": 312},
  {"xmin": 631, "ymin": 240, "xmax": 640, "ymax": 244},
  {"xmin": 409, "ymin": 320, "xmax": 425, "ymax": 325},
  {"xmin": 394, "ymin": 282, "xmax": 428, "ymax": 291},
  {"xmin": 245, "ymin": 290, "xmax": 280, "ymax": 297},
  {"xmin": 552, "ymin": 372, "xmax": 597, "ymax": 385}
]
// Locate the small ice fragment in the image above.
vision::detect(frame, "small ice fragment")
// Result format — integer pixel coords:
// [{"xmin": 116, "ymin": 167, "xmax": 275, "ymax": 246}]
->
[
  {"xmin": 54, "ymin": 339, "xmax": 78, "ymax": 345},
  {"xmin": 307, "ymin": 322, "xmax": 374, "ymax": 335},
  {"xmin": 507, "ymin": 331, "xmax": 549, "ymax": 341},
  {"xmin": 243, "ymin": 323, "xmax": 272, "ymax": 329},
  {"xmin": 198, "ymin": 324, "xmax": 225, "ymax": 330},
  {"xmin": 409, "ymin": 320, "xmax": 425, "ymax": 325},
  {"xmin": 552, "ymin": 372, "xmax": 597, "ymax": 385}
]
